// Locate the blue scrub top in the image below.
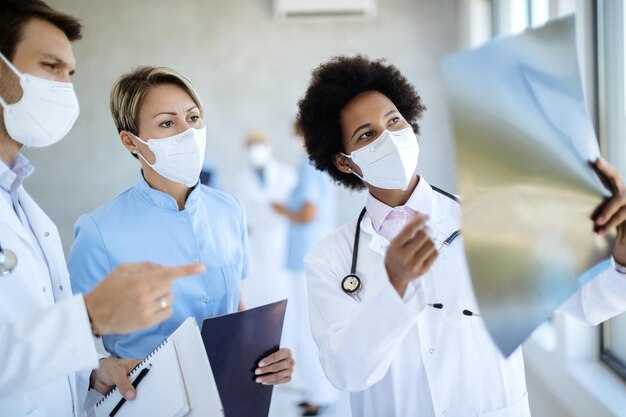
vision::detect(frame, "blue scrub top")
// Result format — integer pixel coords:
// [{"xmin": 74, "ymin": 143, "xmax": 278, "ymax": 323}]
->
[
  {"xmin": 286, "ymin": 159, "xmax": 336, "ymax": 272},
  {"xmin": 68, "ymin": 172, "xmax": 249, "ymax": 359}
]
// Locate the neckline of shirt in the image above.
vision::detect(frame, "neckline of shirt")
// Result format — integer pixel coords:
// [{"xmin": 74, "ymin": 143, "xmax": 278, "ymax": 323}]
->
[
  {"xmin": 365, "ymin": 176, "xmax": 434, "ymax": 232},
  {"xmin": 134, "ymin": 170, "xmax": 201, "ymax": 212}
]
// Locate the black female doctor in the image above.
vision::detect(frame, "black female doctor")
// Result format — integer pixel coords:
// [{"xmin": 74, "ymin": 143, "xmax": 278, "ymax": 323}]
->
[{"xmin": 297, "ymin": 55, "xmax": 626, "ymax": 417}]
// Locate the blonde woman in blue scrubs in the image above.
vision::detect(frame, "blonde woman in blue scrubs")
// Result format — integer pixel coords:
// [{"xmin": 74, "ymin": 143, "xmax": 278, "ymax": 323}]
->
[{"xmin": 68, "ymin": 66, "xmax": 293, "ymax": 385}]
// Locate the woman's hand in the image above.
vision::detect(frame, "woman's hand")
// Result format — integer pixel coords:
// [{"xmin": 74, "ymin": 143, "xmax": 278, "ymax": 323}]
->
[
  {"xmin": 90, "ymin": 358, "xmax": 141, "ymax": 399},
  {"xmin": 384, "ymin": 214, "xmax": 438, "ymax": 296},
  {"xmin": 254, "ymin": 348, "xmax": 295, "ymax": 385},
  {"xmin": 592, "ymin": 158, "xmax": 626, "ymax": 264}
]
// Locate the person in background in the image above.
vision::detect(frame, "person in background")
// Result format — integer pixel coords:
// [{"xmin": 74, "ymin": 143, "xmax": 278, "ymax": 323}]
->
[
  {"xmin": 200, "ymin": 157, "xmax": 222, "ymax": 189},
  {"xmin": 272, "ymin": 122, "xmax": 338, "ymax": 416},
  {"xmin": 296, "ymin": 54, "xmax": 626, "ymax": 417},
  {"xmin": 234, "ymin": 130, "xmax": 296, "ymax": 309},
  {"xmin": 68, "ymin": 66, "xmax": 294, "ymax": 384},
  {"xmin": 0, "ymin": 2, "xmax": 203, "ymax": 416}
]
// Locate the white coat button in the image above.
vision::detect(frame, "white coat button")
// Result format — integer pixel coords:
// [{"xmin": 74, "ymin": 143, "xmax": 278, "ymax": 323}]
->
[
  {"xmin": 202, "ymin": 296, "xmax": 209, "ymax": 304},
  {"xmin": 429, "ymin": 348, "xmax": 435, "ymax": 354},
  {"xmin": 181, "ymin": 217, "xmax": 187, "ymax": 223},
  {"xmin": 193, "ymin": 257, "xmax": 199, "ymax": 262},
  {"xmin": 59, "ymin": 285, "xmax": 63, "ymax": 291},
  {"xmin": 443, "ymin": 412, "xmax": 448, "ymax": 416},
  {"xmin": 44, "ymin": 232, "xmax": 50, "ymax": 237},
  {"xmin": 42, "ymin": 287, "xmax": 46, "ymax": 293}
]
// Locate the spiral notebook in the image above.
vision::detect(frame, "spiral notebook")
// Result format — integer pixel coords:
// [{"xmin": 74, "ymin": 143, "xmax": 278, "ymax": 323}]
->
[
  {"xmin": 90, "ymin": 318, "xmax": 223, "ymax": 417},
  {"xmin": 92, "ymin": 338, "xmax": 189, "ymax": 417}
]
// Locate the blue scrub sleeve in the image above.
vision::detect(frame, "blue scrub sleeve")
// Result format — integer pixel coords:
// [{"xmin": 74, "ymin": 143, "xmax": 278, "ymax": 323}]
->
[
  {"xmin": 299, "ymin": 163, "xmax": 323, "ymax": 206},
  {"xmin": 68, "ymin": 214, "xmax": 113, "ymax": 296}
]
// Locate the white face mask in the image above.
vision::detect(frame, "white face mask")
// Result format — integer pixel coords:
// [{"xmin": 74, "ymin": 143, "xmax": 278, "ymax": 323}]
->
[
  {"xmin": 342, "ymin": 126, "xmax": 419, "ymax": 190},
  {"xmin": 248, "ymin": 143, "xmax": 272, "ymax": 168},
  {"xmin": 132, "ymin": 126, "xmax": 206, "ymax": 187},
  {"xmin": 0, "ymin": 52, "xmax": 79, "ymax": 147}
]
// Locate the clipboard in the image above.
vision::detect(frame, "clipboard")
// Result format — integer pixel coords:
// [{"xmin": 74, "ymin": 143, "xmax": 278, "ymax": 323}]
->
[{"xmin": 201, "ymin": 299, "xmax": 287, "ymax": 417}]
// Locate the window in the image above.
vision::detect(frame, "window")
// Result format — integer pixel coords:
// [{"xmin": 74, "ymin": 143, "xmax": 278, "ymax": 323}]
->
[
  {"xmin": 598, "ymin": 0, "xmax": 626, "ymax": 381},
  {"xmin": 492, "ymin": 0, "xmax": 550, "ymax": 36}
]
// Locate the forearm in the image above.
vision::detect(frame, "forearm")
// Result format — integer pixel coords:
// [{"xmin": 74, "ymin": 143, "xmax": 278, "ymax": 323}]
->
[
  {"xmin": 0, "ymin": 295, "xmax": 99, "ymax": 396},
  {"xmin": 309, "ymin": 276, "xmax": 421, "ymax": 391},
  {"xmin": 559, "ymin": 258, "xmax": 626, "ymax": 325}
]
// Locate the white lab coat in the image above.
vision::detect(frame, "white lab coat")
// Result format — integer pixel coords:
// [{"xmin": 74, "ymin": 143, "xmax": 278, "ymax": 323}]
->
[
  {"xmin": 0, "ymin": 186, "xmax": 99, "ymax": 417},
  {"xmin": 234, "ymin": 160, "xmax": 296, "ymax": 307},
  {"xmin": 304, "ymin": 185, "xmax": 626, "ymax": 417}
]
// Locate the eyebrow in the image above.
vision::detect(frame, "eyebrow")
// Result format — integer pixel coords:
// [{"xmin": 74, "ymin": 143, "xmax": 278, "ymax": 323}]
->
[
  {"xmin": 152, "ymin": 106, "xmax": 200, "ymax": 119},
  {"xmin": 349, "ymin": 109, "xmax": 399, "ymax": 140}
]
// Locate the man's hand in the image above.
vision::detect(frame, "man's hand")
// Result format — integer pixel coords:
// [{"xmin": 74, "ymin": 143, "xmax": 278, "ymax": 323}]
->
[
  {"xmin": 84, "ymin": 262, "xmax": 205, "ymax": 335},
  {"xmin": 384, "ymin": 214, "xmax": 438, "ymax": 296},
  {"xmin": 592, "ymin": 158, "xmax": 626, "ymax": 264},
  {"xmin": 90, "ymin": 358, "xmax": 141, "ymax": 400},
  {"xmin": 254, "ymin": 348, "xmax": 294, "ymax": 385}
]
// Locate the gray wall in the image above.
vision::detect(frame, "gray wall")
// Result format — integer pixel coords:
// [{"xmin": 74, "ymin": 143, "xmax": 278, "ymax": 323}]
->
[{"xmin": 26, "ymin": 0, "xmax": 459, "ymax": 253}]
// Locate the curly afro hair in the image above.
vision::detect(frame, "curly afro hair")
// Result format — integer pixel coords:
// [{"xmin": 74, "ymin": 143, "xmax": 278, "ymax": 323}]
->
[{"xmin": 297, "ymin": 55, "xmax": 426, "ymax": 191}]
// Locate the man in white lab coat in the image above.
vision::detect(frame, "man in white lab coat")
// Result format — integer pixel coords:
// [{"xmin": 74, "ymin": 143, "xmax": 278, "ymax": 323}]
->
[
  {"xmin": 235, "ymin": 131, "xmax": 296, "ymax": 308},
  {"xmin": 0, "ymin": 1, "xmax": 204, "ymax": 416},
  {"xmin": 297, "ymin": 55, "xmax": 626, "ymax": 416}
]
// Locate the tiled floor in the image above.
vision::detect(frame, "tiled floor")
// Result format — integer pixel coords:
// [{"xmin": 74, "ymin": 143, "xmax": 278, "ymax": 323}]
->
[{"xmin": 269, "ymin": 383, "xmax": 352, "ymax": 417}]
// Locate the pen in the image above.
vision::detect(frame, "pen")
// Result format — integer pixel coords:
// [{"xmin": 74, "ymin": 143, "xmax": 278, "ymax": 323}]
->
[{"xmin": 109, "ymin": 364, "xmax": 151, "ymax": 417}]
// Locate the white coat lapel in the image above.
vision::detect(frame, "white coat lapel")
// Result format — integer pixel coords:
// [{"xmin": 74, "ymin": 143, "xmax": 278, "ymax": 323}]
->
[
  {"xmin": 17, "ymin": 188, "xmax": 70, "ymax": 301},
  {"xmin": 0, "ymin": 191, "xmax": 33, "ymax": 248}
]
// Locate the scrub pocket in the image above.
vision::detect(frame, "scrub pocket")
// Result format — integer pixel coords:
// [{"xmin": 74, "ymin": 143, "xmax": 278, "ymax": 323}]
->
[
  {"xmin": 479, "ymin": 392, "xmax": 531, "ymax": 417},
  {"xmin": 221, "ymin": 263, "xmax": 242, "ymax": 311}
]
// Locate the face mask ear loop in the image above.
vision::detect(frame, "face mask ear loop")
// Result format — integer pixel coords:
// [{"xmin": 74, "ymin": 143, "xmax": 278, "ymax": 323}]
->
[
  {"xmin": 129, "ymin": 132, "xmax": 156, "ymax": 168},
  {"xmin": 339, "ymin": 152, "xmax": 364, "ymax": 181},
  {"xmin": 0, "ymin": 52, "xmax": 21, "ymax": 109}
]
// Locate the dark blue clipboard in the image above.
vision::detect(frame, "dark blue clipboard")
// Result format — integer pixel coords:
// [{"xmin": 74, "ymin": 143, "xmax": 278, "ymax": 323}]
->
[{"xmin": 201, "ymin": 299, "xmax": 287, "ymax": 417}]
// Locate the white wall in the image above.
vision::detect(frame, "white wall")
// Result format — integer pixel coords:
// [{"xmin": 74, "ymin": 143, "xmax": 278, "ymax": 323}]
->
[{"xmin": 24, "ymin": 0, "xmax": 459, "ymax": 253}]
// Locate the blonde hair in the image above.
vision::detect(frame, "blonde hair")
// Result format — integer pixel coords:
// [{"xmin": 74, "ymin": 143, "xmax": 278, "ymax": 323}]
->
[
  {"xmin": 245, "ymin": 130, "xmax": 271, "ymax": 147},
  {"xmin": 109, "ymin": 66, "xmax": 204, "ymax": 135}
]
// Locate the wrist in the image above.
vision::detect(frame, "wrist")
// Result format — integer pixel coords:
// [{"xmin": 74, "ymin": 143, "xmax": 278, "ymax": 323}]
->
[{"xmin": 83, "ymin": 293, "xmax": 103, "ymax": 337}]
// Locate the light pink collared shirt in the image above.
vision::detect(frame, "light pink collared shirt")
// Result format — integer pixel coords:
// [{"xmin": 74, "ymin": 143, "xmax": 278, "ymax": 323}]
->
[{"xmin": 365, "ymin": 176, "xmax": 433, "ymax": 242}]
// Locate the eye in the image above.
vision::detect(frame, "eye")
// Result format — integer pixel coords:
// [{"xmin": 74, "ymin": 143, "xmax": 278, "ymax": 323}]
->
[
  {"xmin": 357, "ymin": 130, "xmax": 375, "ymax": 141},
  {"xmin": 42, "ymin": 62, "xmax": 57, "ymax": 71},
  {"xmin": 387, "ymin": 116, "xmax": 400, "ymax": 126},
  {"xmin": 189, "ymin": 115, "xmax": 200, "ymax": 123},
  {"xmin": 159, "ymin": 120, "xmax": 174, "ymax": 128}
]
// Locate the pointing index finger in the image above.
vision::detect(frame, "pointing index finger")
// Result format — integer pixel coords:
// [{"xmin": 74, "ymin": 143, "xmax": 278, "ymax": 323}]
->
[{"xmin": 154, "ymin": 263, "xmax": 206, "ymax": 282}]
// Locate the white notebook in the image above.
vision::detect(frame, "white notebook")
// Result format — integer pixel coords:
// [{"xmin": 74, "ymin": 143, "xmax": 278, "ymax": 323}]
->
[
  {"xmin": 90, "ymin": 317, "xmax": 223, "ymax": 417},
  {"xmin": 93, "ymin": 337, "xmax": 189, "ymax": 417}
]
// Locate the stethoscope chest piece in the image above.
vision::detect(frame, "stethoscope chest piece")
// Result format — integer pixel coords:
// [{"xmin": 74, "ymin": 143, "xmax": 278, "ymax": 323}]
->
[
  {"xmin": 0, "ymin": 247, "xmax": 17, "ymax": 276},
  {"xmin": 341, "ymin": 273, "xmax": 362, "ymax": 296}
]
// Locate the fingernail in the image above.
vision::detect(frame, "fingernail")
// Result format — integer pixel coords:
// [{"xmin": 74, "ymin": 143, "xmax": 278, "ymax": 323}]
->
[
  {"xmin": 596, "ymin": 216, "xmax": 604, "ymax": 224},
  {"xmin": 255, "ymin": 369, "xmax": 262, "ymax": 375},
  {"xmin": 125, "ymin": 390, "xmax": 135, "ymax": 400},
  {"xmin": 255, "ymin": 377, "xmax": 262, "ymax": 383},
  {"xmin": 258, "ymin": 361, "xmax": 265, "ymax": 367}
]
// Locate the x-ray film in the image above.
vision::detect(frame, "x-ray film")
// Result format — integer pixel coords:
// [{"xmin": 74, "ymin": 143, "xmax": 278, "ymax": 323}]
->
[{"xmin": 441, "ymin": 16, "xmax": 615, "ymax": 357}]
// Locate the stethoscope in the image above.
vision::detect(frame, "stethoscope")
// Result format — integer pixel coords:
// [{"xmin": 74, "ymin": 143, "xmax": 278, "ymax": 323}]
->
[
  {"xmin": 0, "ymin": 239, "xmax": 18, "ymax": 276},
  {"xmin": 341, "ymin": 186, "xmax": 463, "ymax": 304}
]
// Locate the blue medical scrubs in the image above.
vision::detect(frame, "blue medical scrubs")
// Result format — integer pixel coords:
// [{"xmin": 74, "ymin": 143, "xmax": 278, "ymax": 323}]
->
[
  {"xmin": 68, "ymin": 172, "xmax": 249, "ymax": 358},
  {"xmin": 286, "ymin": 159, "xmax": 336, "ymax": 272}
]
